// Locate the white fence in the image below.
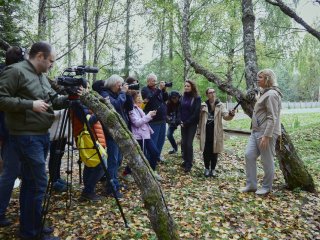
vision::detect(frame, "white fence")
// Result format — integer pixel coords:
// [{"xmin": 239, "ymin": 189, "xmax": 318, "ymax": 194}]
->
[{"xmin": 226, "ymin": 102, "xmax": 320, "ymax": 110}]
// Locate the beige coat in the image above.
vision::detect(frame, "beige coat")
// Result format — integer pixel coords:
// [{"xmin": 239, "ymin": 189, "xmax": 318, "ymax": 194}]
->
[{"xmin": 198, "ymin": 101, "xmax": 234, "ymax": 153}]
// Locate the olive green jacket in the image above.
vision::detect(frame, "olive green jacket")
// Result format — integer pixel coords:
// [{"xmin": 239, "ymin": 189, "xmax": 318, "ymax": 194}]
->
[{"xmin": 0, "ymin": 60, "xmax": 67, "ymax": 135}]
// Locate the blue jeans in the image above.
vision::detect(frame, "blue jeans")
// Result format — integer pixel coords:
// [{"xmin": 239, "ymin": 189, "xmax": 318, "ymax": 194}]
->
[
  {"xmin": 83, "ymin": 163, "xmax": 104, "ymax": 194},
  {"xmin": 166, "ymin": 125, "xmax": 178, "ymax": 151},
  {"xmin": 0, "ymin": 136, "xmax": 21, "ymax": 216},
  {"xmin": 106, "ymin": 137, "xmax": 122, "ymax": 193},
  {"xmin": 138, "ymin": 139, "xmax": 160, "ymax": 171},
  {"xmin": 149, "ymin": 121, "xmax": 166, "ymax": 155},
  {"xmin": 11, "ymin": 134, "xmax": 50, "ymax": 239}
]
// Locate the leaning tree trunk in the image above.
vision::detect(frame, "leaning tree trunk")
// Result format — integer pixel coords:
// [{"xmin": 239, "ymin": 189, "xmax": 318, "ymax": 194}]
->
[
  {"xmin": 182, "ymin": 0, "xmax": 315, "ymax": 192},
  {"xmin": 80, "ymin": 91, "xmax": 180, "ymax": 240},
  {"xmin": 276, "ymin": 125, "xmax": 315, "ymax": 191}
]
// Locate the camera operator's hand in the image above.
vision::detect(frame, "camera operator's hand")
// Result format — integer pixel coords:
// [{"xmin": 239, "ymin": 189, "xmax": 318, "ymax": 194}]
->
[
  {"xmin": 76, "ymin": 85, "xmax": 85, "ymax": 96},
  {"xmin": 33, "ymin": 100, "xmax": 49, "ymax": 112},
  {"xmin": 159, "ymin": 81, "xmax": 165, "ymax": 90},
  {"xmin": 147, "ymin": 110, "xmax": 157, "ymax": 118},
  {"xmin": 121, "ymin": 83, "xmax": 129, "ymax": 93}
]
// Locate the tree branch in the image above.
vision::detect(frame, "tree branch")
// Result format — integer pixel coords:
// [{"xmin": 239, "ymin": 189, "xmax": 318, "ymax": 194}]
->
[{"xmin": 266, "ymin": 0, "xmax": 320, "ymax": 41}]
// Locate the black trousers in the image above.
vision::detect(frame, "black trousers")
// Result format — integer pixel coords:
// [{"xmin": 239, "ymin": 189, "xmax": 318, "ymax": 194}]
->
[
  {"xmin": 203, "ymin": 140, "xmax": 218, "ymax": 170},
  {"xmin": 181, "ymin": 124, "xmax": 197, "ymax": 170}
]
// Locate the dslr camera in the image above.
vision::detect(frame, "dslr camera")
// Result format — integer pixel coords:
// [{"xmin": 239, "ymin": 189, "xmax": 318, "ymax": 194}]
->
[
  {"xmin": 165, "ymin": 82, "xmax": 173, "ymax": 87},
  {"xmin": 57, "ymin": 65, "xmax": 98, "ymax": 95}
]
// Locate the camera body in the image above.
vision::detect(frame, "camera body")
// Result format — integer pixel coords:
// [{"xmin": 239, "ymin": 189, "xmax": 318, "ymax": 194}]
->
[
  {"xmin": 57, "ymin": 65, "xmax": 98, "ymax": 96},
  {"xmin": 128, "ymin": 83, "xmax": 140, "ymax": 90},
  {"xmin": 165, "ymin": 82, "xmax": 173, "ymax": 87},
  {"xmin": 57, "ymin": 76, "xmax": 87, "ymax": 95}
]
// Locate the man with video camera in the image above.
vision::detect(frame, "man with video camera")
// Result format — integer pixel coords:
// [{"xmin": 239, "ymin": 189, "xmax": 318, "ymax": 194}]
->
[
  {"xmin": 141, "ymin": 73, "xmax": 169, "ymax": 161},
  {"xmin": 0, "ymin": 41, "xmax": 72, "ymax": 240}
]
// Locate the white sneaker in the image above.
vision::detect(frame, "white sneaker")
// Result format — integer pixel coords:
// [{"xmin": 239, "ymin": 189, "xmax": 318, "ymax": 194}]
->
[
  {"xmin": 14, "ymin": 178, "xmax": 21, "ymax": 189},
  {"xmin": 154, "ymin": 172, "xmax": 163, "ymax": 181},
  {"xmin": 204, "ymin": 169, "xmax": 210, "ymax": 177},
  {"xmin": 239, "ymin": 186, "xmax": 257, "ymax": 193},
  {"xmin": 210, "ymin": 169, "xmax": 216, "ymax": 177},
  {"xmin": 255, "ymin": 188, "xmax": 270, "ymax": 195}
]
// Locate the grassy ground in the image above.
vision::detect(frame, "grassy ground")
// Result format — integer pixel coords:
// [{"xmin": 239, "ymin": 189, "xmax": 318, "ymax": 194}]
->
[{"xmin": 0, "ymin": 112, "xmax": 319, "ymax": 239}]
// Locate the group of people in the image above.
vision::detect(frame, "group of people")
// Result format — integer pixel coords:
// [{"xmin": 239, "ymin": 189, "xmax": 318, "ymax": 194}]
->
[{"xmin": 0, "ymin": 40, "xmax": 282, "ymax": 240}]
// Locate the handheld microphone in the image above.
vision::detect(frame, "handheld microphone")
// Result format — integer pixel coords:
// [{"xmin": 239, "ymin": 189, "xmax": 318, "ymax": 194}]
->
[{"xmin": 233, "ymin": 101, "xmax": 242, "ymax": 110}]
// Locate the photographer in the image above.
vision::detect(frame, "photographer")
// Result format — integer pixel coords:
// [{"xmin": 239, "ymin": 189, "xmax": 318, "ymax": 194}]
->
[
  {"xmin": 166, "ymin": 90, "xmax": 181, "ymax": 155},
  {"xmin": 0, "ymin": 46, "xmax": 26, "ymax": 227},
  {"xmin": 0, "ymin": 42, "xmax": 71, "ymax": 240},
  {"xmin": 141, "ymin": 73, "xmax": 168, "ymax": 160},
  {"xmin": 94, "ymin": 74, "xmax": 133, "ymax": 198}
]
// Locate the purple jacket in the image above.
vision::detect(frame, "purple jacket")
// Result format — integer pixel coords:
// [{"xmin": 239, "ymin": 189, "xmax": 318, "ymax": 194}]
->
[{"xmin": 129, "ymin": 105, "xmax": 154, "ymax": 140}]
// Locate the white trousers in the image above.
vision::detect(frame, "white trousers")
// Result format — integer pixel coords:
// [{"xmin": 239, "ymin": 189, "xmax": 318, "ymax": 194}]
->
[{"xmin": 245, "ymin": 131, "xmax": 278, "ymax": 190}]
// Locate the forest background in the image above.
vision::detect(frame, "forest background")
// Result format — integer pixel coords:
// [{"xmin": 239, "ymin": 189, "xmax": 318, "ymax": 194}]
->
[
  {"xmin": 0, "ymin": 0, "xmax": 320, "ymax": 239},
  {"xmin": 0, "ymin": 0, "xmax": 320, "ymax": 102}
]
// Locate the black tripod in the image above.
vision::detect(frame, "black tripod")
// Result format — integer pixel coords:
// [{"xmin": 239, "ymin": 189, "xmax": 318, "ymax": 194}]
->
[{"xmin": 40, "ymin": 97, "xmax": 129, "ymax": 237}]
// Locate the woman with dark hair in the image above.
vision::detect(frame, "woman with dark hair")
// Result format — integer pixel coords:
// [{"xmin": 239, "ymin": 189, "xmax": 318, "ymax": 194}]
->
[
  {"xmin": 180, "ymin": 80, "xmax": 201, "ymax": 173},
  {"xmin": 198, "ymin": 88, "xmax": 235, "ymax": 177}
]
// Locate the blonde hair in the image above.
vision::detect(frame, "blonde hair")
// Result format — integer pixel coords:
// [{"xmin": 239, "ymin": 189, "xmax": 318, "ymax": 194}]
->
[{"xmin": 257, "ymin": 69, "xmax": 278, "ymax": 88}]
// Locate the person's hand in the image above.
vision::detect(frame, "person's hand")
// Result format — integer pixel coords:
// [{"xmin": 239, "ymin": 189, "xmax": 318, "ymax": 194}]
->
[
  {"xmin": 259, "ymin": 136, "xmax": 269, "ymax": 150},
  {"xmin": 77, "ymin": 85, "xmax": 85, "ymax": 96},
  {"xmin": 159, "ymin": 81, "xmax": 165, "ymax": 90},
  {"xmin": 121, "ymin": 83, "xmax": 129, "ymax": 93},
  {"xmin": 33, "ymin": 100, "xmax": 49, "ymax": 112},
  {"xmin": 229, "ymin": 109, "xmax": 235, "ymax": 117},
  {"xmin": 148, "ymin": 110, "xmax": 157, "ymax": 117}
]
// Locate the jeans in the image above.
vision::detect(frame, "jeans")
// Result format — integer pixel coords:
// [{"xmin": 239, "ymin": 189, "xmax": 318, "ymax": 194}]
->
[
  {"xmin": 0, "ymin": 136, "xmax": 21, "ymax": 216},
  {"xmin": 83, "ymin": 163, "xmax": 104, "ymax": 194},
  {"xmin": 48, "ymin": 138, "xmax": 67, "ymax": 182},
  {"xmin": 181, "ymin": 124, "xmax": 197, "ymax": 170},
  {"xmin": 106, "ymin": 137, "xmax": 122, "ymax": 193},
  {"xmin": 166, "ymin": 125, "xmax": 178, "ymax": 151},
  {"xmin": 138, "ymin": 139, "xmax": 160, "ymax": 171},
  {"xmin": 11, "ymin": 134, "xmax": 50, "ymax": 239},
  {"xmin": 149, "ymin": 121, "xmax": 166, "ymax": 155}
]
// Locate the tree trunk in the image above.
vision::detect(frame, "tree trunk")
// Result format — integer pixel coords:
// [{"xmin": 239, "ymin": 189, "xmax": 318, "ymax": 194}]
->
[
  {"xmin": 241, "ymin": 0, "xmax": 258, "ymax": 91},
  {"xmin": 182, "ymin": 0, "xmax": 316, "ymax": 192},
  {"xmin": 38, "ymin": 0, "xmax": 47, "ymax": 40},
  {"xmin": 93, "ymin": 0, "xmax": 104, "ymax": 81},
  {"xmin": 82, "ymin": 0, "xmax": 89, "ymax": 65},
  {"xmin": 80, "ymin": 92, "xmax": 180, "ymax": 240},
  {"xmin": 67, "ymin": 0, "xmax": 71, "ymax": 66},
  {"xmin": 276, "ymin": 125, "xmax": 315, "ymax": 191},
  {"xmin": 124, "ymin": 0, "xmax": 131, "ymax": 78}
]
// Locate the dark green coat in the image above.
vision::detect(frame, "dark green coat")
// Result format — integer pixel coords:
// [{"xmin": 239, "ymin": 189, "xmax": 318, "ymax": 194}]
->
[{"xmin": 0, "ymin": 60, "xmax": 67, "ymax": 135}]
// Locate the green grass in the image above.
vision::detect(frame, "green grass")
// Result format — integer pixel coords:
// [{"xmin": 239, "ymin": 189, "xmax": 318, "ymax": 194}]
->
[{"xmin": 224, "ymin": 112, "xmax": 320, "ymax": 172}]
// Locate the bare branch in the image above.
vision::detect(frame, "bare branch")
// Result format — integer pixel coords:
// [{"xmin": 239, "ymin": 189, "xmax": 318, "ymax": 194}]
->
[{"xmin": 266, "ymin": 0, "xmax": 320, "ymax": 41}]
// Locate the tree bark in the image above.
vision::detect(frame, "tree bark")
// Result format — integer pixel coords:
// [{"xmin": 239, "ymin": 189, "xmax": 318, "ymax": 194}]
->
[
  {"xmin": 182, "ymin": 0, "xmax": 316, "ymax": 192},
  {"xmin": 80, "ymin": 91, "xmax": 180, "ymax": 240},
  {"xmin": 38, "ymin": 0, "xmax": 48, "ymax": 40},
  {"xmin": 241, "ymin": 0, "xmax": 258, "ymax": 90},
  {"xmin": 82, "ymin": 0, "xmax": 89, "ymax": 65}
]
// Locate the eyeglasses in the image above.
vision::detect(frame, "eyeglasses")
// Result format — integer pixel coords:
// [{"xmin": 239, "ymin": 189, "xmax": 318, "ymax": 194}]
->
[{"xmin": 207, "ymin": 91, "xmax": 215, "ymax": 94}]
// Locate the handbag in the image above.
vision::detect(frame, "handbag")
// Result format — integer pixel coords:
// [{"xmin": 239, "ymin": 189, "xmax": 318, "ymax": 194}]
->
[{"xmin": 77, "ymin": 119, "xmax": 107, "ymax": 168}]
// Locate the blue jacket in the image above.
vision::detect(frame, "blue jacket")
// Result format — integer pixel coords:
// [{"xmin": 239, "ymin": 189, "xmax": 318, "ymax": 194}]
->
[{"xmin": 95, "ymin": 87, "xmax": 133, "ymax": 128}]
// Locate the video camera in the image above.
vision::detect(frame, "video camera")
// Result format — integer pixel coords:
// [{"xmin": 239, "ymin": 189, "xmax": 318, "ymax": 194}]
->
[{"xmin": 57, "ymin": 65, "xmax": 99, "ymax": 95}]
